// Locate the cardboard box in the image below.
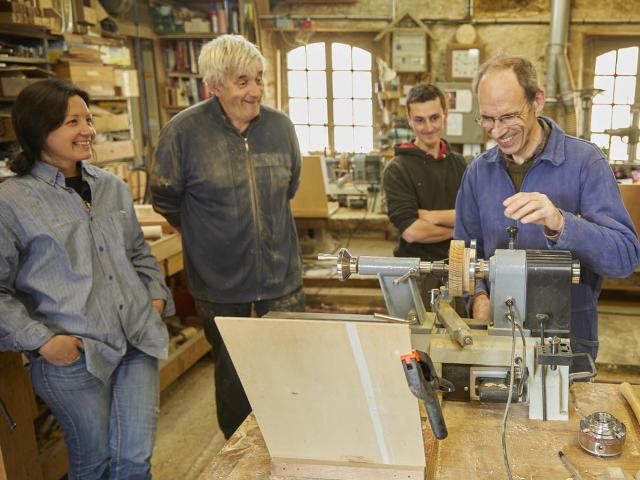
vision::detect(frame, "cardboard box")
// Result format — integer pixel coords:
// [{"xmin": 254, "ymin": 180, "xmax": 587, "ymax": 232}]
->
[
  {"xmin": 0, "ymin": 76, "xmax": 40, "ymax": 96},
  {"xmin": 93, "ymin": 140, "xmax": 135, "ymax": 163},
  {"xmin": 83, "ymin": 6, "xmax": 97, "ymax": 24},
  {"xmin": 54, "ymin": 62, "xmax": 116, "ymax": 97},
  {"xmin": 184, "ymin": 18, "xmax": 211, "ymax": 33},
  {"xmin": 0, "ymin": 116, "xmax": 15, "ymax": 140},
  {"xmin": 0, "ymin": 11, "xmax": 24, "ymax": 23},
  {"xmin": 114, "ymin": 69, "xmax": 139, "ymax": 97},
  {"xmin": 92, "ymin": 113, "xmax": 129, "ymax": 132}
]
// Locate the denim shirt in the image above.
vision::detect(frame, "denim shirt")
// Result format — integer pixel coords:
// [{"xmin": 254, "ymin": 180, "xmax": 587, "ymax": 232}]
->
[
  {"xmin": 0, "ymin": 161, "xmax": 173, "ymax": 382},
  {"xmin": 454, "ymin": 116, "xmax": 640, "ymax": 353},
  {"xmin": 151, "ymin": 97, "xmax": 303, "ymax": 303}
]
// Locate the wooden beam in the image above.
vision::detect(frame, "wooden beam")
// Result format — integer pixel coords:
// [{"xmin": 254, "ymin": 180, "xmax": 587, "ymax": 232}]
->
[
  {"xmin": 159, "ymin": 330, "xmax": 211, "ymax": 392},
  {"xmin": 0, "ymin": 352, "xmax": 43, "ymax": 480}
]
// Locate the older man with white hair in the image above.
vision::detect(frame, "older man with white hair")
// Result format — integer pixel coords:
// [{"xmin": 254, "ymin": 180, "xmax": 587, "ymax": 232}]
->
[{"xmin": 151, "ymin": 35, "xmax": 304, "ymax": 438}]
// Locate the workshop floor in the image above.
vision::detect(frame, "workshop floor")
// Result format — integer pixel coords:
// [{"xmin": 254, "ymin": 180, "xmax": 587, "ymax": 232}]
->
[{"xmin": 151, "ymin": 237, "xmax": 640, "ymax": 479}]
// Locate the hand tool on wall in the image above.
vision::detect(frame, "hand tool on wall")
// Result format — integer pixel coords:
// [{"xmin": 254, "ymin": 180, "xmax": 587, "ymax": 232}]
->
[{"xmin": 401, "ymin": 349, "xmax": 453, "ymax": 440}]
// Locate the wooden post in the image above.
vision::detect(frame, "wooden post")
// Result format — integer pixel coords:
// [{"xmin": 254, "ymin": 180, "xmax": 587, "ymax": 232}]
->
[{"xmin": 0, "ymin": 352, "xmax": 43, "ymax": 480}]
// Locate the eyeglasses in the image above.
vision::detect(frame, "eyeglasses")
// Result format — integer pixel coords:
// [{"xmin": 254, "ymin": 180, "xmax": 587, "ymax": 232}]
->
[{"xmin": 475, "ymin": 102, "xmax": 532, "ymax": 129}]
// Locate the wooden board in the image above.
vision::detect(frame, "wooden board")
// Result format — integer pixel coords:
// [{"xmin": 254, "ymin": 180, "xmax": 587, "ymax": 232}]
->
[
  {"xmin": 291, "ymin": 156, "xmax": 330, "ymax": 218},
  {"xmin": 0, "ymin": 352, "xmax": 43, "ymax": 480},
  {"xmin": 429, "ymin": 382, "xmax": 640, "ymax": 479},
  {"xmin": 620, "ymin": 184, "xmax": 640, "ymax": 237},
  {"xmin": 159, "ymin": 329, "xmax": 211, "ymax": 392},
  {"xmin": 215, "ymin": 316, "xmax": 425, "ymax": 476},
  {"xmin": 198, "ymin": 382, "xmax": 640, "ymax": 480}
]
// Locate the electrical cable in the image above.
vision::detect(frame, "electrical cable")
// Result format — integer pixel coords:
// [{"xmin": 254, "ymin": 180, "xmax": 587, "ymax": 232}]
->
[{"xmin": 501, "ymin": 298, "xmax": 518, "ymax": 480}]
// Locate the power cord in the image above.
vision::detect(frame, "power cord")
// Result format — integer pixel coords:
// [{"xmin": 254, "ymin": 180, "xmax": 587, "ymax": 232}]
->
[{"xmin": 501, "ymin": 297, "xmax": 526, "ymax": 480}]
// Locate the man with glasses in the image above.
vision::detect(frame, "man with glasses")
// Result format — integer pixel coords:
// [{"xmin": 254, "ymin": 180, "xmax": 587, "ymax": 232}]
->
[
  {"xmin": 454, "ymin": 56, "xmax": 640, "ymax": 368},
  {"xmin": 383, "ymin": 84, "xmax": 467, "ymax": 308}
]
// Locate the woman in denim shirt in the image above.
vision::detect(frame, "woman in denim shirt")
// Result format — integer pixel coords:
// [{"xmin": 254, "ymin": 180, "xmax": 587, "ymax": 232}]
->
[{"xmin": 0, "ymin": 79, "xmax": 174, "ymax": 479}]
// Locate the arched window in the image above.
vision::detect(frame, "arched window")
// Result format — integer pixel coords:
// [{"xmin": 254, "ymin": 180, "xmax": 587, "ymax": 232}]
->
[
  {"xmin": 590, "ymin": 46, "xmax": 639, "ymax": 162},
  {"xmin": 287, "ymin": 42, "xmax": 373, "ymax": 154}
]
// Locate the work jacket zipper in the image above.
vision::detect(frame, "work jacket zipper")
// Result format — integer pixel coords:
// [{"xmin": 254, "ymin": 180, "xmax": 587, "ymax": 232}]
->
[{"xmin": 245, "ymin": 135, "xmax": 263, "ymax": 300}]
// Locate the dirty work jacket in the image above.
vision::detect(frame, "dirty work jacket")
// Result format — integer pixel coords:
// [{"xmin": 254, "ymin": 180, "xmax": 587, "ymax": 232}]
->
[
  {"xmin": 454, "ymin": 116, "xmax": 640, "ymax": 359},
  {"xmin": 151, "ymin": 97, "xmax": 303, "ymax": 304},
  {"xmin": 0, "ymin": 161, "xmax": 172, "ymax": 382}
]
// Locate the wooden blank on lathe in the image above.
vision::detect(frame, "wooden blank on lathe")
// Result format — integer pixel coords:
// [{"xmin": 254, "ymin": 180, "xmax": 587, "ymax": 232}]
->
[{"xmin": 215, "ymin": 316, "xmax": 425, "ymax": 479}]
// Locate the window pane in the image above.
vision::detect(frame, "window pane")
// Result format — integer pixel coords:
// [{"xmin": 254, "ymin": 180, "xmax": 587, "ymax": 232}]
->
[
  {"xmin": 288, "ymin": 99, "xmax": 308, "ymax": 124},
  {"xmin": 610, "ymin": 135, "xmax": 629, "ymax": 161},
  {"xmin": 354, "ymin": 126, "xmax": 373, "ymax": 153},
  {"xmin": 613, "ymin": 76, "xmax": 636, "ymax": 105},
  {"xmin": 616, "ymin": 46, "xmax": 639, "ymax": 75},
  {"xmin": 612, "ymin": 104, "xmax": 631, "ymax": 128},
  {"xmin": 307, "ymin": 71, "xmax": 327, "ymax": 98},
  {"xmin": 308, "ymin": 99, "xmax": 327, "ymax": 125},
  {"xmin": 287, "ymin": 46, "xmax": 306, "ymax": 70},
  {"xmin": 591, "ymin": 104, "xmax": 612, "ymax": 132},
  {"xmin": 334, "ymin": 126, "xmax": 354, "ymax": 152},
  {"xmin": 352, "ymin": 47, "xmax": 372, "ymax": 70},
  {"xmin": 288, "ymin": 71, "xmax": 307, "ymax": 98},
  {"xmin": 590, "ymin": 133, "xmax": 609, "ymax": 151},
  {"xmin": 332, "ymin": 43, "xmax": 351, "ymax": 70},
  {"xmin": 333, "ymin": 71, "xmax": 353, "ymax": 98},
  {"xmin": 353, "ymin": 99, "xmax": 372, "ymax": 126},
  {"xmin": 309, "ymin": 126, "xmax": 328, "ymax": 152},
  {"xmin": 595, "ymin": 50, "xmax": 616, "ymax": 75},
  {"xmin": 353, "ymin": 72, "xmax": 372, "ymax": 99},
  {"xmin": 333, "ymin": 99, "xmax": 353, "ymax": 125},
  {"xmin": 306, "ymin": 43, "xmax": 325, "ymax": 70},
  {"xmin": 593, "ymin": 76, "xmax": 614, "ymax": 104},
  {"xmin": 295, "ymin": 125, "xmax": 309, "ymax": 154}
]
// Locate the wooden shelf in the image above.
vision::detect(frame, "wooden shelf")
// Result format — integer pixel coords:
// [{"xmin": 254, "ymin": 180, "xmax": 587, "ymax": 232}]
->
[
  {"xmin": 91, "ymin": 96, "xmax": 128, "ymax": 101},
  {"xmin": 156, "ymin": 32, "xmax": 219, "ymax": 40},
  {"xmin": 164, "ymin": 105, "xmax": 190, "ymax": 112},
  {"xmin": 0, "ymin": 23, "xmax": 53, "ymax": 39},
  {"xmin": 167, "ymin": 72, "xmax": 202, "ymax": 78},
  {"xmin": 159, "ymin": 329, "xmax": 211, "ymax": 391},
  {"xmin": 0, "ymin": 56, "xmax": 51, "ymax": 64}
]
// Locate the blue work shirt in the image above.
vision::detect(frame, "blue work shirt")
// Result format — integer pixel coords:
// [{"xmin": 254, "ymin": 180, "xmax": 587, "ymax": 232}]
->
[
  {"xmin": 454, "ymin": 116, "xmax": 640, "ymax": 357},
  {"xmin": 0, "ymin": 161, "xmax": 173, "ymax": 382}
]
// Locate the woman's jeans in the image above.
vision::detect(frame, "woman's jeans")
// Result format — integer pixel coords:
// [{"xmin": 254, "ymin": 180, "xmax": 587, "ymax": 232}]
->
[{"xmin": 29, "ymin": 346, "xmax": 159, "ymax": 480}]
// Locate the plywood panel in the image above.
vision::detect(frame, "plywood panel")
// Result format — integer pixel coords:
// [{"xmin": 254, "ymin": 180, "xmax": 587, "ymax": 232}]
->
[
  {"xmin": 619, "ymin": 184, "xmax": 640, "ymax": 237},
  {"xmin": 291, "ymin": 156, "xmax": 329, "ymax": 218},
  {"xmin": 216, "ymin": 316, "xmax": 425, "ymax": 472}
]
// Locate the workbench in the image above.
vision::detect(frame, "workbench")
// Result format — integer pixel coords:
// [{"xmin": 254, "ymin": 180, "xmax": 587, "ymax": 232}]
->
[
  {"xmin": 0, "ymin": 231, "xmax": 210, "ymax": 480},
  {"xmin": 197, "ymin": 382, "xmax": 640, "ymax": 480}
]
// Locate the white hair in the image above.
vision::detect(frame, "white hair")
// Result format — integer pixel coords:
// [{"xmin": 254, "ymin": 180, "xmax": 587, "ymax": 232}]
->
[{"xmin": 198, "ymin": 35, "xmax": 266, "ymax": 87}]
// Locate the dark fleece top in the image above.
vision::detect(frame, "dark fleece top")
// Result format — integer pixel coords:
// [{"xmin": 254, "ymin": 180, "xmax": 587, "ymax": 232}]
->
[{"xmin": 383, "ymin": 139, "xmax": 467, "ymax": 261}]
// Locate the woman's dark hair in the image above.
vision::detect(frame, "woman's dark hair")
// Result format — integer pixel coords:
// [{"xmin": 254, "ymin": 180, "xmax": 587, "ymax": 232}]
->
[{"xmin": 10, "ymin": 78, "xmax": 90, "ymax": 175}]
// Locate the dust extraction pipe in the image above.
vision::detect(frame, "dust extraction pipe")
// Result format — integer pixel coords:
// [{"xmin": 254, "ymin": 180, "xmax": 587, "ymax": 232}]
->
[{"xmin": 546, "ymin": 0, "xmax": 576, "ymax": 109}]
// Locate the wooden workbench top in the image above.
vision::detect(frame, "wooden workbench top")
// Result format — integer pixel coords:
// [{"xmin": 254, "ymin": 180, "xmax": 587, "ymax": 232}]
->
[{"xmin": 197, "ymin": 382, "xmax": 640, "ymax": 480}]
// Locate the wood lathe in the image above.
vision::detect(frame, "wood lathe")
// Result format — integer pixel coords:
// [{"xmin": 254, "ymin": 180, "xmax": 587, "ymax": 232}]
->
[{"xmin": 319, "ymin": 226, "xmax": 595, "ymax": 423}]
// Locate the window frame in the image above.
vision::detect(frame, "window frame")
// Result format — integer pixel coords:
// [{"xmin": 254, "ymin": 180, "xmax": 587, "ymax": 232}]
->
[
  {"xmin": 583, "ymin": 35, "xmax": 640, "ymax": 163},
  {"xmin": 278, "ymin": 32, "xmax": 380, "ymax": 154}
]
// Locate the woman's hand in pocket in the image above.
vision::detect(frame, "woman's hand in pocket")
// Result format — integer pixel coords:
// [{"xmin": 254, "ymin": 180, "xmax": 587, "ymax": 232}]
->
[{"xmin": 38, "ymin": 335, "xmax": 84, "ymax": 365}]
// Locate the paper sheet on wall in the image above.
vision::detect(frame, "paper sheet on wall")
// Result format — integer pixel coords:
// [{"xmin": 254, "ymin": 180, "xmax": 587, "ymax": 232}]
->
[
  {"xmin": 448, "ymin": 89, "xmax": 473, "ymax": 113},
  {"xmin": 446, "ymin": 113, "xmax": 463, "ymax": 136}
]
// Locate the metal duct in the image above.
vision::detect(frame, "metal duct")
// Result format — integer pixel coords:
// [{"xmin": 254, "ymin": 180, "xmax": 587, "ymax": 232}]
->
[{"xmin": 546, "ymin": 0, "xmax": 576, "ymax": 109}]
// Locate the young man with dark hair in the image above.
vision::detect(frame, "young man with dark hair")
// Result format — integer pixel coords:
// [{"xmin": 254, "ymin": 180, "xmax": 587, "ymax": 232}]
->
[{"xmin": 383, "ymin": 84, "xmax": 467, "ymax": 304}]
